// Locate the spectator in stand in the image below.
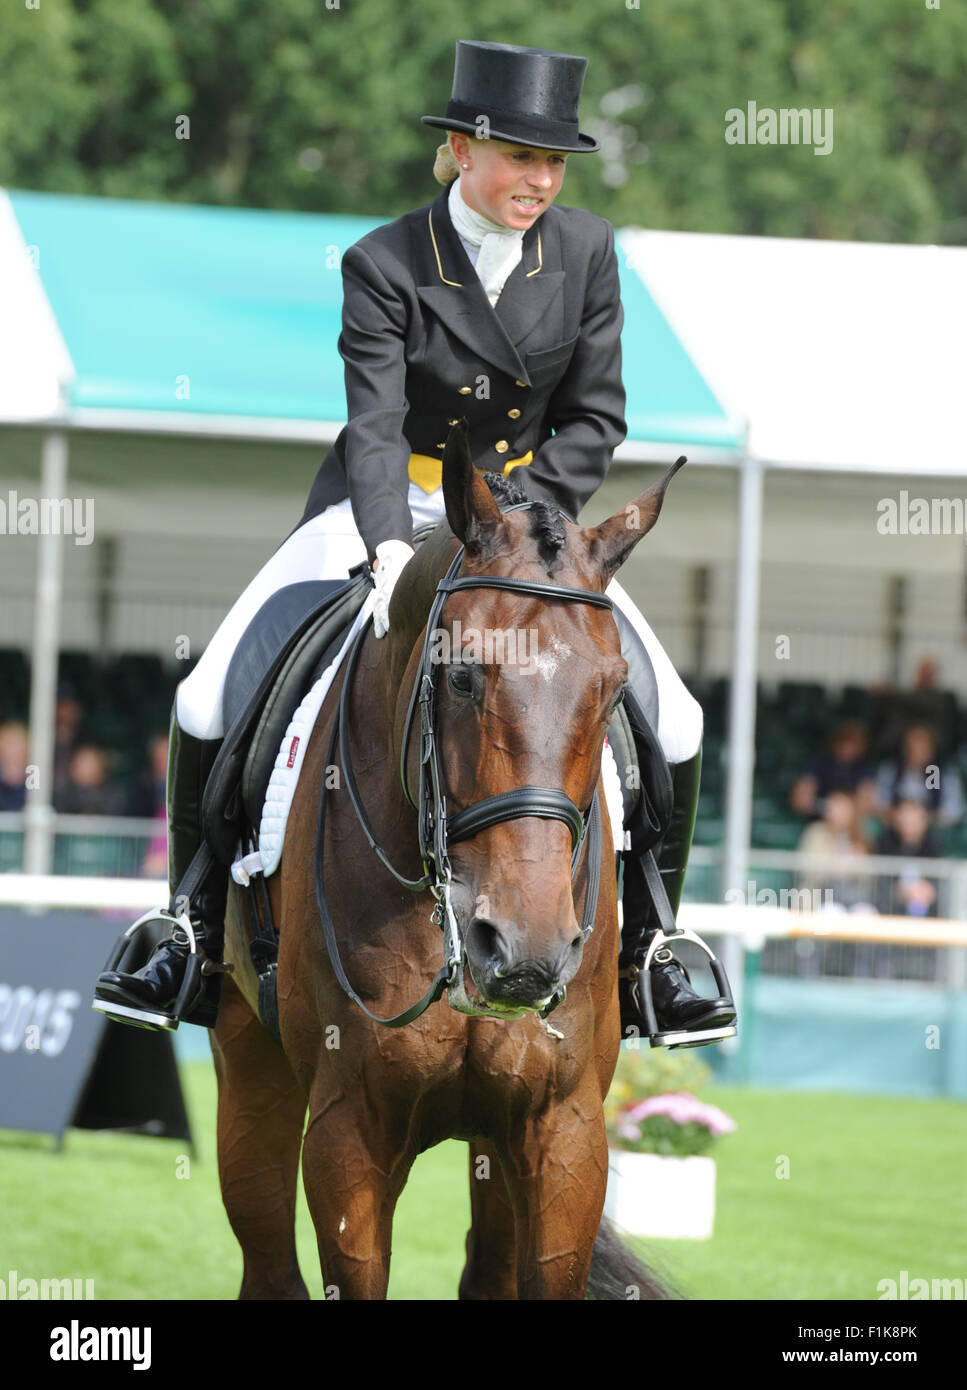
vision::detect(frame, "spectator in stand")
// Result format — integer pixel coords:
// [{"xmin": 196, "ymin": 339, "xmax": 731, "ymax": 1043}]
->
[
  {"xmin": 140, "ymin": 820, "xmax": 168, "ymax": 880},
  {"xmin": 796, "ymin": 789, "xmax": 876, "ymax": 912},
  {"xmin": 52, "ymin": 686, "xmax": 86, "ymax": 801},
  {"xmin": 0, "ymin": 721, "xmax": 29, "ymax": 811},
  {"xmin": 124, "ymin": 734, "xmax": 169, "ymax": 879},
  {"xmin": 789, "ymin": 720, "xmax": 879, "ymax": 823},
  {"xmin": 875, "ymin": 799, "xmax": 941, "ymax": 918},
  {"xmin": 876, "ymin": 723, "xmax": 964, "ymax": 829},
  {"xmin": 123, "ymin": 733, "xmax": 169, "ymax": 819},
  {"xmin": 53, "ymin": 743, "xmax": 123, "ymax": 816},
  {"xmin": 868, "ymin": 658, "xmax": 957, "ymax": 760}
]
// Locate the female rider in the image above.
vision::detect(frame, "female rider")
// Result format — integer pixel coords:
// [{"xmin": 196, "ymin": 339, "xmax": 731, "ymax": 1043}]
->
[{"xmin": 96, "ymin": 40, "xmax": 735, "ymax": 1046}]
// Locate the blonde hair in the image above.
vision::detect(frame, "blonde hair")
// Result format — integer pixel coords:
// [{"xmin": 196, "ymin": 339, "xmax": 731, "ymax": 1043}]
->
[{"xmin": 433, "ymin": 140, "xmax": 460, "ymax": 186}]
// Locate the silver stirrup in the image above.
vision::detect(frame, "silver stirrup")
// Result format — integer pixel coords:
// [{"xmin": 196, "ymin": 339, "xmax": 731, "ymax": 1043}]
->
[
  {"xmin": 638, "ymin": 924, "xmax": 737, "ymax": 1050},
  {"xmin": 91, "ymin": 908, "xmax": 201, "ymax": 1033}
]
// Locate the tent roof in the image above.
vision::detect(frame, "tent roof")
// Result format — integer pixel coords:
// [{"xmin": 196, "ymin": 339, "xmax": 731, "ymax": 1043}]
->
[
  {"xmin": 2, "ymin": 187, "xmax": 743, "ymax": 454},
  {"xmin": 620, "ymin": 227, "xmax": 967, "ymax": 477},
  {"xmin": 0, "ymin": 192, "xmax": 74, "ymax": 418},
  {"xmin": 5, "ymin": 188, "xmax": 964, "ymax": 477}
]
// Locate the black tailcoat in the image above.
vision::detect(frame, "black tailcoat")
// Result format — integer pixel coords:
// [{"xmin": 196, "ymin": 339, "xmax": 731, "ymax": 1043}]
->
[{"xmin": 300, "ymin": 186, "xmax": 627, "ymax": 561}]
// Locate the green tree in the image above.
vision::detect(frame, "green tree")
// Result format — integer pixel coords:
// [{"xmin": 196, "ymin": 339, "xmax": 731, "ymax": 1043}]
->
[{"xmin": 1, "ymin": 0, "xmax": 964, "ymax": 242}]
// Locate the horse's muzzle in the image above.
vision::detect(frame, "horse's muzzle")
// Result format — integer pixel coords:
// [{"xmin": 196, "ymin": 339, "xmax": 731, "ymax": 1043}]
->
[{"xmin": 464, "ymin": 915, "xmax": 583, "ymax": 1011}]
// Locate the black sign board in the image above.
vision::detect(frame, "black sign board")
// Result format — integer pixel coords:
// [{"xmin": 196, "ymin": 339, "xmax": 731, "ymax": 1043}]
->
[{"xmin": 0, "ymin": 909, "xmax": 192, "ymax": 1147}]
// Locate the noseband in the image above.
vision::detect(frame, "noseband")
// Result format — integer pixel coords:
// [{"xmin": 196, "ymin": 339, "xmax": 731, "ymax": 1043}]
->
[{"xmin": 314, "ymin": 515, "xmax": 613, "ymax": 1029}]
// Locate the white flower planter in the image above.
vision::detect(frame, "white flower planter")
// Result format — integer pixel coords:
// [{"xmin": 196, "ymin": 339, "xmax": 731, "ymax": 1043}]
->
[{"xmin": 604, "ymin": 1150, "xmax": 716, "ymax": 1239}]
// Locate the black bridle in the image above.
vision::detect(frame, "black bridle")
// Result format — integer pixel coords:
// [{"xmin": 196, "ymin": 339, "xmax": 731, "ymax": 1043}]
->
[{"xmin": 313, "ymin": 522, "xmax": 614, "ymax": 1029}]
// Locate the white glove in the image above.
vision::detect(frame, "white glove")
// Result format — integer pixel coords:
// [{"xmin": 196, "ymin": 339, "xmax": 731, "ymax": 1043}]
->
[{"xmin": 372, "ymin": 540, "xmax": 415, "ymax": 638}]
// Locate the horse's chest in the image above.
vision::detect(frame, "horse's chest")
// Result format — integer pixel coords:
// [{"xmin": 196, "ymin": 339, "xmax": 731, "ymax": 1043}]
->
[
  {"xmin": 322, "ymin": 1013, "xmax": 590, "ymax": 1146},
  {"xmin": 444, "ymin": 1023, "xmax": 593, "ymax": 1139}
]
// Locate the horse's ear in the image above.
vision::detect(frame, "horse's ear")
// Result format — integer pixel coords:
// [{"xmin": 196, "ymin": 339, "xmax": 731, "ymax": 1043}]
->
[
  {"xmin": 587, "ymin": 456, "xmax": 687, "ymax": 582},
  {"xmin": 443, "ymin": 418, "xmax": 504, "ymax": 554}
]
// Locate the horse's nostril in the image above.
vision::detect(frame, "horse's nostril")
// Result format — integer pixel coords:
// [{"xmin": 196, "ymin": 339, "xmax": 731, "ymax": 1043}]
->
[{"xmin": 466, "ymin": 917, "xmax": 511, "ymax": 972}]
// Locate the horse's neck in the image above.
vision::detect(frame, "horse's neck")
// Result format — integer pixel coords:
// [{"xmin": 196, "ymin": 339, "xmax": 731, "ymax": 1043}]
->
[
  {"xmin": 357, "ymin": 532, "xmax": 458, "ymax": 790},
  {"xmin": 383, "ymin": 531, "xmax": 460, "ymax": 695}
]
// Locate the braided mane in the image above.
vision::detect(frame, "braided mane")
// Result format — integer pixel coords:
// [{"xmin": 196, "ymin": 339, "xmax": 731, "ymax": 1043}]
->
[{"xmin": 481, "ymin": 472, "xmax": 567, "ymax": 574}]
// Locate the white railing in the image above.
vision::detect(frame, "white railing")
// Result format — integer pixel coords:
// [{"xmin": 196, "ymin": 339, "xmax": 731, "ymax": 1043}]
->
[
  {"xmin": 0, "ymin": 869, "xmax": 965, "ymax": 942},
  {"xmin": 0, "ymin": 872, "xmax": 165, "ymax": 911},
  {"xmin": 2, "ymin": 815, "xmax": 965, "ymax": 912},
  {"xmin": 0, "ymin": 813, "xmax": 160, "ymax": 837},
  {"xmin": 685, "ymin": 845, "xmax": 967, "ymax": 915}
]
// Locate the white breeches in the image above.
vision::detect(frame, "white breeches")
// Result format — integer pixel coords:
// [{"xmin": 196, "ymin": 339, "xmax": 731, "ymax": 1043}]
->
[{"xmin": 176, "ymin": 485, "xmax": 703, "ymax": 764}]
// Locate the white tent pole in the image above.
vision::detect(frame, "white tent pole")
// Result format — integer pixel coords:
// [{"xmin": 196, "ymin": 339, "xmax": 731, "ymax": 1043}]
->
[
  {"xmin": 23, "ymin": 429, "xmax": 68, "ymax": 876},
  {"xmin": 721, "ymin": 455, "xmax": 764, "ymax": 1043},
  {"xmin": 724, "ymin": 454, "xmax": 763, "ymax": 892}
]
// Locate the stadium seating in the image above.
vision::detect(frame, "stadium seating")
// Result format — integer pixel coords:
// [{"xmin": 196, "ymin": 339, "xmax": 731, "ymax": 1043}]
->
[{"xmin": 1, "ymin": 654, "xmax": 964, "ymax": 882}]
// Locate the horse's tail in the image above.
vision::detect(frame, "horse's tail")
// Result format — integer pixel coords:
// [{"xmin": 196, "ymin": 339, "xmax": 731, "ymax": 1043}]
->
[{"xmin": 586, "ymin": 1216, "xmax": 681, "ymax": 1301}]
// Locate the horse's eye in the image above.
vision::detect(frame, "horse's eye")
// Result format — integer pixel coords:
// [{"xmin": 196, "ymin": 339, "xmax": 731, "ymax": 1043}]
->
[{"xmin": 448, "ymin": 665, "xmax": 476, "ymax": 696}]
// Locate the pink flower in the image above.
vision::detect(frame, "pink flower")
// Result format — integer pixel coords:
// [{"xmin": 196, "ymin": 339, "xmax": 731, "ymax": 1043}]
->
[{"xmin": 621, "ymin": 1091, "xmax": 736, "ymax": 1136}]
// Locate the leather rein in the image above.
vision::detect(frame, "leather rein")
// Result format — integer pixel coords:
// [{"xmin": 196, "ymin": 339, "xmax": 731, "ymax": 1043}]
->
[{"xmin": 313, "ymin": 520, "xmax": 614, "ymax": 1029}]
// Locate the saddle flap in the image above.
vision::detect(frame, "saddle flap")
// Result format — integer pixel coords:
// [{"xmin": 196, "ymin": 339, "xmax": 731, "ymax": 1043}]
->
[
  {"xmin": 240, "ymin": 591, "xmax": 366, "ymax": 827},
  {"xmin": 607, "ymin": 599, "xmax": 671, "ymax": 850},
  {"xmin": 221, "ymin": 580, "xmax": 347, "ymax": 731},
  {"xmin": 605, "ymin": 700, "xmax": 639, "ymax": 827},
  {"xmin": 612, "ymin": 604, "xmax": 660, "ymax": 735},
  {"xmin": 621, "ymin": 686, "xmax": 674, "ymax": 853},
  {"xmin": 202, "ymin": 572, "xmax": 372, "ymax": 864},
  {"xmin": 202, "ymin": 523, "xmax": 445, "ymax": 868}
]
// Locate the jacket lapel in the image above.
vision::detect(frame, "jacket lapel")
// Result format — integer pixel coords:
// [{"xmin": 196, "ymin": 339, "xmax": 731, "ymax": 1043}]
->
[
  {"xmin": 416, "ymin": 190, "xmax": 564, "ymax": 386},
  {"xmin": 494, "ymin": 214, "xmax": 565, "ymax": 352}
]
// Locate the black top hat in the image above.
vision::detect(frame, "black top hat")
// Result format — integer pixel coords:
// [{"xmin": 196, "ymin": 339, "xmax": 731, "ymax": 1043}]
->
[{"xmin": 422, "ymin": 40, "xmax": 599, "ymax": 153}]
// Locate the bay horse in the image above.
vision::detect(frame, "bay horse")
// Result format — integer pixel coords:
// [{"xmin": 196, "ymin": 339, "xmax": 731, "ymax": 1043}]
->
[{"xmin": 210, "ymin": 424, "xmax": 684, "ymax": 1299}]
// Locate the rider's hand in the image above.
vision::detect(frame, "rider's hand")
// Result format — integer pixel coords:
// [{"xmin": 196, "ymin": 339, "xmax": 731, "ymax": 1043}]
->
[{"xmin": 372, "ymin": 540, "xmax": 415, "ymax": 638}]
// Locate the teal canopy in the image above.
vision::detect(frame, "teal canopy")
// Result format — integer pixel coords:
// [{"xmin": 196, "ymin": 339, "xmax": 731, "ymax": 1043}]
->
[{"xmin": 8, "ymin": 189, "xmax": 743, "ymax": 449}]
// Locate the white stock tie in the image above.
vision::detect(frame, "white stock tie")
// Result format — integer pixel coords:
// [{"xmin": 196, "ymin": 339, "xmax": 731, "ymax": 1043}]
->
[{"xmin": 448, "ymin": 178, "xmax": 524, "ymax": 306}]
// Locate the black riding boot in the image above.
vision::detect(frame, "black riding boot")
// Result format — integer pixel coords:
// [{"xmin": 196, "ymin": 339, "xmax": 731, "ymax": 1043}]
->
[
  {"xmin": 619, "ymin": 747, "xmax": 736, "ymax": 1046},
  {"xmin": 94, "ymin": 710, "xmax": 230, "ymax": 1030}
]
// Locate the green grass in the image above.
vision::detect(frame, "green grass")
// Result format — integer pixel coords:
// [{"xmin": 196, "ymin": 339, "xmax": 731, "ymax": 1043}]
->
[{"xmin": 1, "ymin": 1063, "xmax": 964, "ymax": 1300}]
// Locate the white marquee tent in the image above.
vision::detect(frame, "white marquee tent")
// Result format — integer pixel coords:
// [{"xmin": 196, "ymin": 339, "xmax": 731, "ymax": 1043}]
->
[{"xmin": 2, "ymin": 188, "xmax": 965, "ymax": 917}]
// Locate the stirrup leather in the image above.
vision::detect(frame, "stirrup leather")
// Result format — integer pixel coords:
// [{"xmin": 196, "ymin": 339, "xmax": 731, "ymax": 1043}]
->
[{"xmin": 624, "ymin": 848, "xmax": 737, "ymax": 1050}]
